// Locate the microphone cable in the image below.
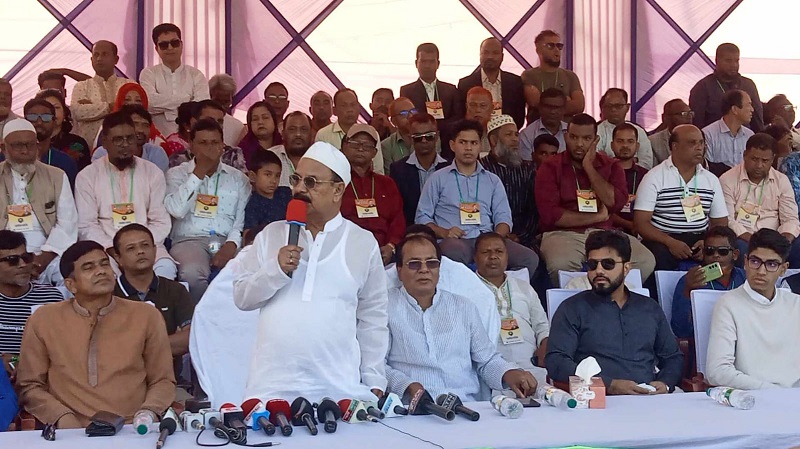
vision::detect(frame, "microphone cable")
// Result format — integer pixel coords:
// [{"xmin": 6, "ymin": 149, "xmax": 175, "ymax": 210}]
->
[
  {"xmin": 374, "ymin": 420, "xmax": 444, "ymax": 449},
  {"xmin": 196, "ymin": 424, "xmax": 279, "ymax": 448}
]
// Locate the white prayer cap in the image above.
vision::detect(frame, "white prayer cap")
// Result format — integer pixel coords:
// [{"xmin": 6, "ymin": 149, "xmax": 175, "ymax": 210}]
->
[
  {"xmin": 487, "ymin": 114, "xmax": 516, "ymax": 134},
  {"xmin": 301, "ymin": 141, "xmax": 352, "ymax": 184},
  {"xmin": 2, "ymin": 119, "xmax": 36, "ymax": 141}
]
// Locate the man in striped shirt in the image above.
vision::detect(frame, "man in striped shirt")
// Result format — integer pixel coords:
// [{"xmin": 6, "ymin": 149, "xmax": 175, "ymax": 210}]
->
[{"xmin": 0, "ymin": 231, "xmax": 63, "ymax": 374}]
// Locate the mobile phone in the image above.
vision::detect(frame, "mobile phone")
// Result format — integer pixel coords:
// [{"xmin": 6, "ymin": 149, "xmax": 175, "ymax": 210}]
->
[
  {"xmin": 701, "ymin": 262, "xmax": 723, "ymax": 283},
  {"xmin": 518, "ymin": 398, "xmax": 540, "ymax": 408}
]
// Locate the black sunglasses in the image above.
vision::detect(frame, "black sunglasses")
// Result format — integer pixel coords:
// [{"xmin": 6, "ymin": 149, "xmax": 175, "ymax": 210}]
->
[
  {"xmin": 586, "ymin": 258, "xmax": 625, "ymax": 271},
  {"xmin": 704, "ymin": 246, "xmax": 732, "ymax": 257},
  {"xmin": 0, "ymin": 252, "xmax": 34, "ymax": 266},
  {"xmin": 411, "ymin": 132, "xmax": 436, "ymax": 143},
  {"xmin": 157, "ymin": 39, "xmax": 182, "ymax": 50}
]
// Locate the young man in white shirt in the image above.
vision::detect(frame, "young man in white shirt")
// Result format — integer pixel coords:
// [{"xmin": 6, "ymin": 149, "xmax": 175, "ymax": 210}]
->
[
  {"xmin": 707, "ymin": 229, "xmax": 800, "ymax": 389},
  {"xmin": 139, "ymin": 23, "xmax": 210, "ymax": 136}
]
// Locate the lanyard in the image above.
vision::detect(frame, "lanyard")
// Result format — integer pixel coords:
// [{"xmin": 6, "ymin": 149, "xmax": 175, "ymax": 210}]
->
[
  {"xmin": 454, "ymin": 170, "xmax": 479, "ymax": 203},
  {"xmin": 46, "ymin": 149, "xmax": 51, "ymax": 165},
  {"xmin": 350, "ymin": 174, "xmax": 375, "ymax": 200},
  {"xmin": 572, "ymin": 165, "xmax": 587, "ymax": 191},
  {"xmin": 541, "ymin": 70, "xmax": 560, "ymax": 93},
  {"xmin": 631, "ymin": 170, "xmax": 638, "ymax": 195},
  {"xmin": 744, "ymin": 178, "xmax": 766, "ymax": 207},
  {"xmin": 108, "ymin": 164, "xmax": 135, "ymax": 204},
  {"xmin": 716, "ymin": 79, "xmax": 727, "ymax": 94},
  {"xmin": 204, "ymin": 172, "xmax": 221, "ymax": 196},
  {"xmin": 678, "ymin": 170, "xmax": 698, "ymax": 198}
]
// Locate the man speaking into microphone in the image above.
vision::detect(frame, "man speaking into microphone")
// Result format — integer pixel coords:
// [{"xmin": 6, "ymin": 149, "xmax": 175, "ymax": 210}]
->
[{"xmin": 234, "ymin": 141, "xmax": 389, "ymax": 402}]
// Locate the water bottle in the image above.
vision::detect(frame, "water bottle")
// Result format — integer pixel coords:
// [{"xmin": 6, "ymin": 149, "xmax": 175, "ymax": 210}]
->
[
  {"xmin": 208, "ymin": 230, "xmax": 223, "ymax": 255},
  {"xmin": 534, "ymin": 384, "xmax": 578, "ymax": 409},
  {"xmin": 491, "ymin": 395, "xmax": 523, "ymax": 419},
  {"xmin": 706, "ymin": 387, "xmax": 755, "ymax": 410},
  {"xmin": 133, "ymin": 410, "xmax": 155, "ymax": 435}
]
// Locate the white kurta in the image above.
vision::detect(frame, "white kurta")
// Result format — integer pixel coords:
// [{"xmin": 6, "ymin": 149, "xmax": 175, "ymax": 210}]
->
[
  {"xmin": 70, "ymin": 75, "xmax": 132, "ymax": 146},
  {"xmin": 234, "ymin": 213, "xmax": 389, "ymax": 402}
]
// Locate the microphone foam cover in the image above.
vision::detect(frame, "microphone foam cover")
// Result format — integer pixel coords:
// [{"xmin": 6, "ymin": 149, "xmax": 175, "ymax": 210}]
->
[
  {"xmin": 266, "ymin": 399, "xmax": 292, "ymax": 417},
  {"xmin": 337, "ymin": 399, "xmax": 352, "ymax": 415},
  {"xmin": 160, "ymin": 417, "xmax": 177, "ymax": 433},
  {"xmin": 241, "ymin": 398, "xmax": 262, "ymax": 416},
  {"xmin": 286, "ymin": 199, "xmax": 307, "ymax": 224}
]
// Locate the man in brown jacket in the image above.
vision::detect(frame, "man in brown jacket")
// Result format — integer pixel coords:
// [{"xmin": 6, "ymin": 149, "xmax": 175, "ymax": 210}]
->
[{"xmin": 16, "ymin": 240, "xmax": 175, "ymax": 428}]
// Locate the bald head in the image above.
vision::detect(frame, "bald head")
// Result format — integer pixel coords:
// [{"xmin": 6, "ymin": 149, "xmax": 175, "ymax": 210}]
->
[
  {"xmin": 480, "ymin": 38, "xmax": 503, "ymax": 72},
  {"xmin": 92, "ymin": 40, "xmax": 119, "ymax": 78},
  {"xmin": 669, "ymin": 124, "xmax": 705, "ymax": 167}
]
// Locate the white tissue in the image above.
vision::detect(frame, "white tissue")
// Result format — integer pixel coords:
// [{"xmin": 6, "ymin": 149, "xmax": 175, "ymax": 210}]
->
[{"xmin": 575, "ymin": 357, "xmax": 602, "ymax": 384}]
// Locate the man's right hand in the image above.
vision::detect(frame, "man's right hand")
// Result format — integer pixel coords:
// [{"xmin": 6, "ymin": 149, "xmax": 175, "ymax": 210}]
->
[
  {"xmin": 56, "ymin": 413, "xmax": 82, "ymax": 429},
  {"xmin": 608, "ymin": 379, "xmax": 651, "ymax": 395},
  {"xmin": 666, "ymin": 238, "xmax": 693, "ymax": 260},
  {"xmin": 278, "ymin": 245, "xmax": 303, "ymax": 276},
  {"xmin": 684, "ymin": 266, "xmax": 707, "ymax": 294},
  {"xmin": 445, "ymin": 227, "xmax": 465, "ymax": 239}
]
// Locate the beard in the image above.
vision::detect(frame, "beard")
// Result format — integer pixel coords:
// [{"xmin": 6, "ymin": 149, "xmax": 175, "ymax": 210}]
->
[
  {"xmin": 10, "ymin": 162, "xmax": 36, "ymax": 176},
  {"xmin": 495, "ymin": 141, "xmax": 522, "ymax": 168},
  {"xmin": 111, "ymin": 155, "xmax": 135, "ymax": 171},
  {"xmin": 590, "ymin": 271, "xmax": 625, "ymax": 296}
]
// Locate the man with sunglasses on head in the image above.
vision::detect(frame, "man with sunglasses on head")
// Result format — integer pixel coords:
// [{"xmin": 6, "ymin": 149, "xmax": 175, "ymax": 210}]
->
[
  {"xmin": 389, "ymin": 113, "xmax": 449, "ymax": 225},
  {"xmin": 719, "ymin": 133, "xmax": 800, "ymax": 266},
  {"xmin": 670, "ymin": 226, "xmax": 744, "ymax": 339},
  {"xmin": 140, "ymin": 23, "xmax": 210, "ymax": 136},
  {"xmin": 0, "ymin": 231, "xmax": 63, "ymax": 378},
  {"xmin": 596, "ymin": 88, "xmax": 653, "ymax": 169},
  {"xmin": 340, "ymin": 124, "xmax": 405, "ymax": 266},
  {"xmin": 234, "ymin": 141, "xmax": 389, "ymax": 403},
  {"xmin": 707, "ymin": 229, "xmax": 800, "ymax": 390},
  {"xmin": 547, "ymin": 230, "xmax": 683, "ymax": 395},
  {"xmin": 165, "ymin": 118, "xmax": 250, "ymax": 303},
  {"xmin": 386, "ymin": 233, "xmax": 537, "ymax": 402},
  {"xmin": 522, "ymin": 30, "xmax": 584, "ymax": 124},
  {"xmin": 382, "ymin": 97, "xmax": 439, "ymax": 173},
  {"xmin": 0, "ymin": 119, "xmax": 77, "ymax": 288},
  {"xmin": 648, "ymin": 99, "xmax": 694, "ymax": 165},
  {"xmin": 18, "ymin": 99, "xmax": 78, "ymax": 189}
]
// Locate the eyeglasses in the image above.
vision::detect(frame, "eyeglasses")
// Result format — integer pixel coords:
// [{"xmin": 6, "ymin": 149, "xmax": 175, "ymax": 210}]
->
[
  {"xmin": 405, "ymin": 258, "xmax": 441, "ymax": 271},
  {"xmin": 267, "ymin": 94, "xmax": 288, "ymax": 101},
  {"xmin": 672, "ymin": 111, "xmax": 695, "ymax": 118},
  {"xmin": 25, "ymin": 113, "xmax": 54, "ymax": 123},
  {"xmin": 157, "ymin": 39, "xmax": 182, "ymax": 50},
  {"xmin": 345, "ymin": 140, "xmax": 377, "ymax": 152},
  {"xmin": 288, "ymin": 173, "xmax": 338, "ymax": 190},
  {"xmin": 586, "ymin": 258, "xmax": 625, "ymax": 271},
  {"xmin": 0, "ymin": 252, "xmax": 34, "ymax": 266},
  {"xmin": 543, "ymin": 42, "xmax": 564, "ymax": 50},
  {"xmin": 411, "ymin": 132, "xmax": 436, "ymax": 143},
  {"xmin": 111, "ymin": 135, "xmax": 136, "ymax": 146},
  {"xmin": 7, "ymin": 142, "xmax": 38, "ymax": 151},
  {"xmin": 781, "ymin": 105, "xmax": 797, "ymax": 111},
  {"xmin": 746, "ymin": 256, "xmax": 783, "ymax": 272},
  {"xmin": 704, "ymin": 246, "xmax": 732, "ymax": 257},
  {"xmin": 394, "ymin": 109, "xmax": 418, "ymax": 118}
]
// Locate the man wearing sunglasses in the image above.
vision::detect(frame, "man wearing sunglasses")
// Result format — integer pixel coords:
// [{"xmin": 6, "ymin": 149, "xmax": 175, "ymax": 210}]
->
[
  {"xmin": 648, "ymin": 99, "xmax": 694, "ymax": 165},
  {"xmin": 707, "ymin": 229, "xmax": 800, "ymax": 390},
  {"xmin": 19, "ymin": 99, "xmax": 78, "ymax": 189},
  {"xmin": 235, "ymin": 141, "xmax": 390, "ymax": 404},
  {"xmin": 547, "ymin": 230, "xmax": 683, "ymax": 395},
  {"xmin": 381, "ymin": 97, "xmax": 420, "ymax": 172},
  {"xmin": 140, "ymin": 23, "xmax": 210, "ymax": 136},
  {"xmin": 522, "ymin": 30, "xmax": 584, "ymax": 125},
  {"xmin": 0, "ymin": 119, "xmax": 77, "ymax": 287},
  {"xmin": 0, "ymin": 231, "xmax": 63, "ymax": 378},
  {"xmin": 389, "ymin": 113, "xmax": 448, "ymax": 225},
  {"xmin": 596, "ymin": 88, "xmax": 653, "ymax": 170},
  {"xmin": 671, "ymin": 226, "xmax": 744, "ymax": 339},
  {"xmin": 386, "ymin": 234, "xmax": 537, "ymax": 401}
]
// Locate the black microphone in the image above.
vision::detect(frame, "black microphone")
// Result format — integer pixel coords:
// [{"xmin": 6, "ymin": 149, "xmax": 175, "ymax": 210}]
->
[
  {"xmin": 378, "ymin": 393, "xmax": 409, "ymax": 417},
  {"xmin": 408, "ymin": 389, "xmax": 455, "ymax": 421},
  {"xmin": 156, "ymin": 416, "xmax": 177, "ymax": 449},
  {"xmin": 364, "ymin": 401, "xmax": 385, "ymax": 420},
  {"xmin": 316, "ymin": 397, "xmax": 341, "ymax": 433},
  {"xmin": 285, "ymin": 199, "xmax": 307, "ymax": 279},
  {"xmin": 436, "ymin": 393, "xmax": 480, "ymax": 421},
  {"xmin": 290, "ymin": 397, "xmax": 318, "ymax": 436}
]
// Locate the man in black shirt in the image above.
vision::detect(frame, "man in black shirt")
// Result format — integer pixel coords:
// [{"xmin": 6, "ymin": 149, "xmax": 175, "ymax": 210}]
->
[{"xmin": 546, "ymin": 230, "xmax": 683, "ymax": 394}]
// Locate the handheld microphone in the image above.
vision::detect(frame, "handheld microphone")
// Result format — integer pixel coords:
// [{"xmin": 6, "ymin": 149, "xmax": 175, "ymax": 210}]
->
[
  {"xmin": 180, "ymin": 411, "xmax": 204, "ymax": 433},
  {"xmin": 378, "ymin": 393, "xmax": 409, "ymax": 418},
  {"xmin": 220, "ymin": 403, "xmax": 247, "ymax": 432},
  {"xmin": 315, "ymin": 397, "xmax": 341, "ymax": 433},
  {"xmin": 157, "ymin": 410, "xmax": 179, "ymax": 449},
  {"xmin": 266, "ymin": 399, "xmax": 293, "ymax": 436},
  {"xmin": 285, "ymin": 199, "xmax": 307, "ymax": 279},
  {"xmin": 408, "ymin": 389, "xmax": 455, "ymax": 421},
  {"xmin": 364, "ymin": 401, "xmax": 385, "ymax": 420},
  {"xmin": 242, "ymin": 399, "xmax": 275, "ymax": 436},
  {"xmin": 199, "ymin": 409, "xmax": 224, "ymax": 431},
  {"xmin": 436, "ymin": 393, "xmax": 480, "ymax": 421},
  {"xmin": 290, "ymin": 397, "xmax": 318, "ymax": 435},
  {"xmin": 338, "ymin": 399, "xmax": 377, "ymax": 423}
]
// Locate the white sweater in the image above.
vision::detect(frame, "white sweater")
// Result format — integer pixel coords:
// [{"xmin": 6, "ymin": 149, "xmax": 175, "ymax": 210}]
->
[{"xmin": 706, "ymin": 282, "xmax": 800, "ymax": 390}]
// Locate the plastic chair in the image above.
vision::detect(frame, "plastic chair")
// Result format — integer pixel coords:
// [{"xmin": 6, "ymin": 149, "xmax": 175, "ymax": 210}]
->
[
  {"xmin": 654, "ymin": 270, "xmax": 687, "ymax": 324},
  {"xmin": 557, "ymin": 269, "xmax": 643, "ymax": 288},
  {"xmin": 546, "ymin": 287, "xmax": 650, "ymax": 322},
  {"xmin": 690, "ymin": 290, "xmax": 726, "ymax": 378}
]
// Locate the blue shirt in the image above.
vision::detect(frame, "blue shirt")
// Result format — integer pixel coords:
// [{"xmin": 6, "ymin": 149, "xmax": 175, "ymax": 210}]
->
[
  {"xmin": 243, "ymin": 187, "xmax": 292, "ymax": 230},
  {"xmin": 780, "ymin": 152, "xmax": 800, "ymax": 211},
  {"xmin": 519, "ymin": 119, "xmax": 567, "ymax": 160},
  {"xmin": 415, "ymin": 162, "xmax": 513, "ymax": 238},
  {"xmin": 385, "ymin": 287, "xmax": 517, "ymax": 401},
  {"xmin": 92, "ymin": 143, "xmax": 170, "ymax": 172},
  {"xmin": 671, "ymin": 266, "xmax": 746, "ymax": 338},
  {"xmin": 702, "ymin": 119, "xmax": 754, "ymax": 168}
]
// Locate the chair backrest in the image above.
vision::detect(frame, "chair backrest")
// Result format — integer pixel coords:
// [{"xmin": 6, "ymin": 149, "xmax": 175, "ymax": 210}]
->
[
  {"xmin": 557, "ymin": 269, "xmax": 643, "ymax": 288},
  {"xmin": 691, "ymin": 290, "xmax": 726, "ymax": 376},
  {"xmin": 655, "ymin": 270, "xmax": 687, "ymax": 324},
  {"xmin": 546, "ymin": 287, "xmax": 651, "ymax": 322}
]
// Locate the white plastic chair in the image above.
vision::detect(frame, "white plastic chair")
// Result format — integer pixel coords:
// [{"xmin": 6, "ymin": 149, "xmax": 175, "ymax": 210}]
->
[
  {"xmin": 655, "ymin": 271, "xmax": 687, "ymax": 324},
  {"xmin": 690, "ymin": 290, "xmax": 726, "ymax": 376},
  {"xmin": 776, "ymin": 268, "xmax": 800, "ymax": 288},
  {"xmin": 546, "ymin": 287, "xmax": 650, "ymax": 322},
  {"xmin": 557, "ymin": 268, "xmax": 643, "ymax": 288}
]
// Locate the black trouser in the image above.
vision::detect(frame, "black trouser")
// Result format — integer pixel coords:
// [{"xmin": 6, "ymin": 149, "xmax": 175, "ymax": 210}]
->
[{"xmin": 642, "ymin": 232, "xmax": 705, "ymax": 300}]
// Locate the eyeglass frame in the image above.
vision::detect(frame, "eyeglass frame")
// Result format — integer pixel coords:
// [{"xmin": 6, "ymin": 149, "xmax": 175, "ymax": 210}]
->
[
  {"xmin": 288, "ymin": 173, "xmax": 339, "ymax": 190},
  {"xmin": 746, "ymin": 255, "xmax": 785, "ymax": 272},
  {"xmin": 156, "ymin": 39, "xmax": 182, "ymax": 50},
  {"xmin": 586, "ymin": 258, "xmax": 627, "ymax": 271},
  {"xmin": 0, "ymin": 252, "xmax": 35, "ymax": 266},
  {"xmin": 267, "ymin": 94, "xmax": 288, "ymax": 101},
  {"xmin": 392, "ymin": 109, "xmax": 418, "ymax": 118},
  {"xmin": 25, "ymin": 113, "xmax": 54, "ymax": 123},
  {"xmin": 411, "ymin": 132, "xmax": 437, "ymax": 143},
  {"xmin": 403, "ymin": 258, "xmax": 441, "ymax": 271},
  {"xmin": 344, "ymin": 140, "xmax": 378, "ymax": 152},
  {"xmin": 110, "ymin": 135, "xmax": 136, "ymax": 146},
  {"xmin": 703, "ymin": 246, "xmax": 733, "ymax": 257}
]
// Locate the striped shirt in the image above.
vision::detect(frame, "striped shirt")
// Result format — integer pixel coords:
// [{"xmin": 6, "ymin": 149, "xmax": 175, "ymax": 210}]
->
[
  {"xmin": 0, "ymin": 283, "xmax": 63, "ymax": 353},
  {"xmin": 385, "ymin": 287, "xmax": 518, "ymax": 401},
  {"xmin": 480, "ymin": 153, "xmax": 538, "ymax": 247},
  {"xmin": 634, "ymin": 156, "xmax": 727, "ymax": 234}
]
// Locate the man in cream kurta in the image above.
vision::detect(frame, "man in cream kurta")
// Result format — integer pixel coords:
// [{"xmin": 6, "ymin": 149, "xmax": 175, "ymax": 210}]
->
[{"xmin": 234, "ymin": 142, "xmax": 389, "ymax": 401}]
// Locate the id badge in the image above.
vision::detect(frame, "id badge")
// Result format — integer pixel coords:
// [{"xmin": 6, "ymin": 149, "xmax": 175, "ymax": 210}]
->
[
  {"xmin": 491, "ymin": 101, "xmax": 502, "ymax": 117},
  {"xmin": 681, "ymin": 195, "xmax": 705, "ymax": 222},
  {"xmin": 355, "ymin": 198, "xmax": 379, "ymax": 218},
  {"xmin": 577, "ymin": 190, "xmax": 598, "ymax": 213},
  {"xmin": 459, "ymin": 202, "xmax": 481, "ymax": 225},
  {"xmin": 194, "ymin": 194, "xmax": 219, "ymax": 219},
  {"xmin": 500, "ymin": 318, "xmax": 523, "ymax": 345},
  {"xmin": 425, "ymin": 100, "xmax": 444, "ymax": 120},
  {"xmin": 6, "ymin": 204, "xmax": 35, "ymax": 232},
  {"xmin": 111, "ymin": 203, "xmax": 136, "ymax": 230},
  {"xmin": 736, "ymin": 201, "xmax": 759, "ymax": 229},
  {"xmin": 620, "ymin": 194, "xmax": 636, "ymax": 214}
]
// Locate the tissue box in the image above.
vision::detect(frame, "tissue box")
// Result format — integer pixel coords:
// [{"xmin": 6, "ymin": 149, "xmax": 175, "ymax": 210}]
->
[{"xmin": 569, "ymin": 376, "xmax": 606, "ymax": 409}]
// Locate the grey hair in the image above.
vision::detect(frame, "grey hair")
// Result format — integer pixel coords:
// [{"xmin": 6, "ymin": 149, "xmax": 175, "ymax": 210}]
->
[{"xmin": 209, "ymin": 73, "xmax": 237, "ymax": 93}]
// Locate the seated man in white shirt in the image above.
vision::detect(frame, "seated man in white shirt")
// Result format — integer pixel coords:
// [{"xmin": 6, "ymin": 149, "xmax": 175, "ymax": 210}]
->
[
  {"xmin": 0, "ymin": 119, "xmax": 77, "ymax": 287},
  {"xmin": 707, "ymin": 229, "xmax": 800, "ymax": 389},
  {"xmin": 139, "ymin": 23, "xmax": 210, "ymax": 136},
  {"xmin": 474, "ymin": 232, "xmax": 549, "ymax": 381},
  {"xmin": 165, "ymin": 118, "xmax": 250, "ymax": 303},
  {"xmin": 385, "ymin": 234, "xmax": 537, "ymax": 402}
]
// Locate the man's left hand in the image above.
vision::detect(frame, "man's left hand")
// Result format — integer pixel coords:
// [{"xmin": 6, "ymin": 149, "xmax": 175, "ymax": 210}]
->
[
  {"xmin": 371, "ymin": 388, "xmax": 384, "ymax": 399},
  {"xmin": 502, "ymin": 369, "xmax": 538, "ymax": 398},
  {"xmin": 379, "ymin": 245, "xmax": 394, "ymax": 266},
  {"xmin": 32, "ymin": 252, "xmax": 57, "ymax": 279},
  {"xmin": 211, "ymin": 242, "xmax": 237, "ymax": 269},
  {"xmin": 649, "ymin": 381, "xmax": 669, "ymax": 394}
]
